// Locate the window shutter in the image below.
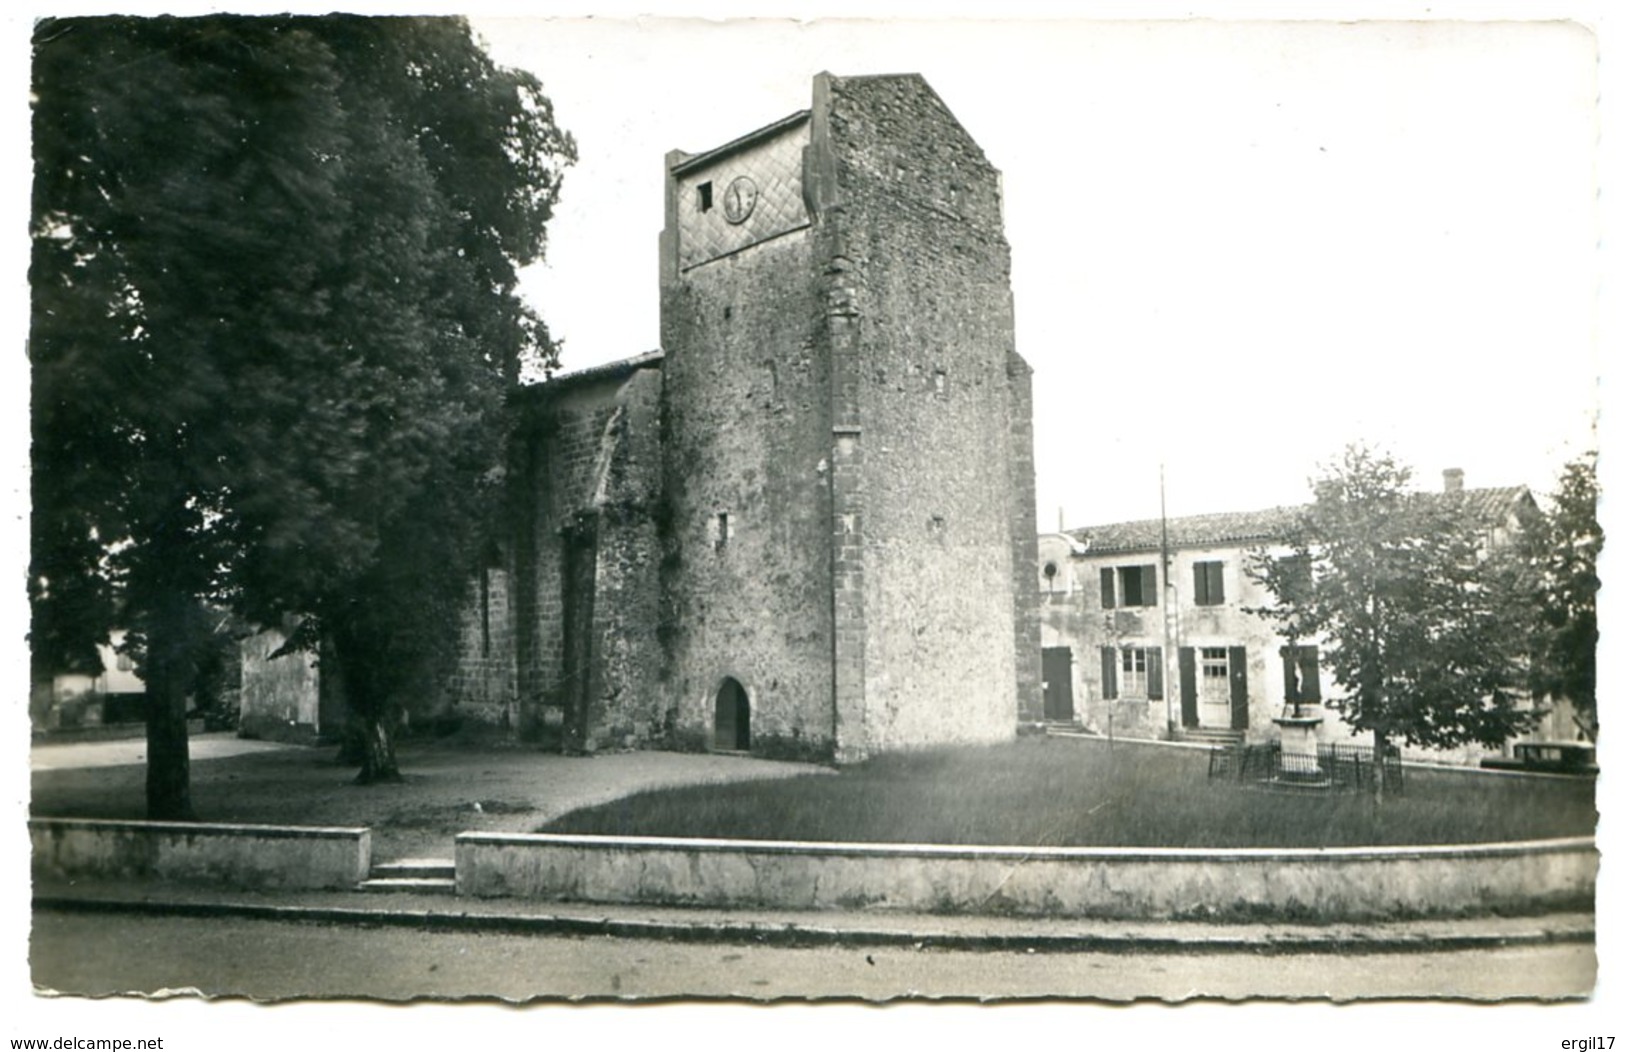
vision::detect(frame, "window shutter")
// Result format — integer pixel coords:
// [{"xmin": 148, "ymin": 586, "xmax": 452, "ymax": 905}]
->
[
  {"xmin": 1143, "ymin": 563, "xmax": 1157, "ymax": 607},
  {"xmin": 1228, "ymin": 645, "xmax": 1249, "ymax": 731},
  {"xmin": 1147, "ymin": 647, "xmax": 1164, "ymax": 701},
  {"xmin": 1280, "ymin": 646, "xmax": 1300, "ymax": 705},
  {"xmin": 1100, "ymin": 646, "xmax": 1117, "ymax": 700},
  {"xmin": 1194, "ymin": 562, "xmax": 1225, "ymax": 605},
  {"xmin": 1178, "ymin": 647, "xmax": 1197, "ymax": 726},
  {"xmin": 1100, "ymin": 568, "xmax": 1116, "ymax": 609},
  {"xmin": 1300, "ymin": 647, "xmax": 1321, "ymax": 703}
]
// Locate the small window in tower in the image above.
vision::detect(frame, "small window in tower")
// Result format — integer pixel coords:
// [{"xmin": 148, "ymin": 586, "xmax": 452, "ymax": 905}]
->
[
  {"xmin": 712, "ymin": 511, "xmax": 731, "ymax": 552},
  {"xmin": 697, "ymin": 182, "xmax": 714, "ymax": 212},
  {"xmin": 932, "ymin": 367, "xmax": 948, "ymax": 399}
]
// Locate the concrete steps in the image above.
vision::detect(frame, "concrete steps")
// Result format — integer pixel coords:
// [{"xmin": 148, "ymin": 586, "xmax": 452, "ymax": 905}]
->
[
  {"xmin": 1178, "ymin": 727, "xmax": 1245, "ymax": 747},
  {"xmin": 358, "ymin": 858, "xmax": 456, "ymax": 894},
  {"xmin": 1035, "ymin": 720, "xmax": 1087, "ymax": 737}
]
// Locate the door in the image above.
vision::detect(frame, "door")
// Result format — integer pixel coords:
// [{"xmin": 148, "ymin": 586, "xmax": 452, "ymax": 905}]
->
[
  {"xmin": 1042, "ymin": 647, "xmax": 1074, "ymax": 721},
  {"xmin": 1197, "ymin": 646, "xmax": 1233, "ymax": 728},
  {"xmin": 714, "ymin": 677, "xmax": 750, "ymax": 751},
  {"xmin": 1178, "ymin": 647, "xmax": 1198, "ymax": 727},
  {"xmin": 1228, "ymin": 645, "xmax": 1250, "ymax": 731}
]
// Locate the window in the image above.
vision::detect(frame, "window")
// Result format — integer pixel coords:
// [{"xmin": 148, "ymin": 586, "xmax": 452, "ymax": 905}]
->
[
  {"xmin": 1121, "ymin": 647, "xmax": 1149, "ymax": 696},
  {"xmin": 1100, "ymin": 645, "xmax": 1163, "ymax": 700},
  {"xmin": 1100, "ymin": 564, "xmax": 1157, "ymax": 609},
  {"xmin": 696, "ymin": 181, "xmax": 713, "ymax": 212},
  {"xmin": 1201, "ymin": 646, "xmax": 1229, "ymax": 681},
  {"xmin": 1193, "ymin": 560, "xmax": 1225, "ymax": 606},
  {"xmin": 711, "ymin": 511, "xmax": 731, "ymax": 552}
]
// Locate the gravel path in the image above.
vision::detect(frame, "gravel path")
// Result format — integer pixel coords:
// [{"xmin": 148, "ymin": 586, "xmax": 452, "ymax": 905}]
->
[
  {"xmin": 30, "ymin": 733, "xmax": 834, "ymax": 861},
  {"xmin": 29, "ymin": 732, "xmax": 300, "ymax": 771}
]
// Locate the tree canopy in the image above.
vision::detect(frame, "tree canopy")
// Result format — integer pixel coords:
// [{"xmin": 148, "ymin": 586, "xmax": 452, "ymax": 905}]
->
[
  {"xmin": 1247, "ymin": 445, "xmax": 1542, "ymax": 797},
  {"xmin": 1521, "ymin": 453, "xmax": 1601, "ymax": 739},
  {"xmin": 30, "ymin": 15, "xmax": 577, "ymax": 811}
]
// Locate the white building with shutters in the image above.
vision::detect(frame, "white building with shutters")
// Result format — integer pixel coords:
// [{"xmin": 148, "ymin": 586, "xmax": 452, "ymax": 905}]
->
[{"xmin": 1034, "ymin": 475, "xmax": 1548, "ymax": 764}]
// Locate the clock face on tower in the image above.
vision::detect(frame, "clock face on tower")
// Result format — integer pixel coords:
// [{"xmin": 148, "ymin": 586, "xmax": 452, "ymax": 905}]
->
[{"xmin": 722, "ymin": 175, "xmax": 758, "ymax": 224}]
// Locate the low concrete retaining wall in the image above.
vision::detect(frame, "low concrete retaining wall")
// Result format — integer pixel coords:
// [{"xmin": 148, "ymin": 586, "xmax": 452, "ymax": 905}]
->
[
  {"xmin": 31, "ymin": 818, "xmax": 371, "ymax": 891},
  {"xmin": 456, "ymin": 833, "xmax": 1596, "ymax": 921}
]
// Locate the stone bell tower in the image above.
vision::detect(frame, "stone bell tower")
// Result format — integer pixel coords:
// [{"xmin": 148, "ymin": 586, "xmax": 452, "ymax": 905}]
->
[{"xmin": 656, "ymin": 72, "xmax": 1041, "ymax": 762}]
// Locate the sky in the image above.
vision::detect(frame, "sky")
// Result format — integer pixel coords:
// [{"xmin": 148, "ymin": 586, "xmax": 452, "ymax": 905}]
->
[{"xmin": 467, "ymin": 14, "xmax": 1602, "ymax": 529}]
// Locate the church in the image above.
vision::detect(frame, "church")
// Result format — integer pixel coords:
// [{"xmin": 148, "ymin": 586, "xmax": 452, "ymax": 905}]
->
[{"xmin": 244, "ymin": 72, "xmax": 1042, "ymax": 762}]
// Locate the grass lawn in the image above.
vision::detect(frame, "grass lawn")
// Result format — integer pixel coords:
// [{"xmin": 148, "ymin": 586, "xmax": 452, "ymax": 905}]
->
[{"xmin": 540, "ymin": 735, "xmax": 1598, "ymax": 849}]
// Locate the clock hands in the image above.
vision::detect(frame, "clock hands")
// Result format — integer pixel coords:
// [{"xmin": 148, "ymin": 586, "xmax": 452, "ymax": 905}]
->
[{"xmin": 722, "ymin": 175, "xmax": 757, "ymax": 223}]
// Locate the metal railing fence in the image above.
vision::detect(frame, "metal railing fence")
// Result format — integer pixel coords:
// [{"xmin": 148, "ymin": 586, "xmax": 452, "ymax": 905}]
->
[{"xmin": 1207, "ymin": 740, "xmax": 1404, "ymax": 795}]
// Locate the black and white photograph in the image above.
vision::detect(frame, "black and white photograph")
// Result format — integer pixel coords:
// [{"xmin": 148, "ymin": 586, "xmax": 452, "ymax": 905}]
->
[{"xmin": 8, "ymin": 0, "xmax": 1616, "ymax": 1045}]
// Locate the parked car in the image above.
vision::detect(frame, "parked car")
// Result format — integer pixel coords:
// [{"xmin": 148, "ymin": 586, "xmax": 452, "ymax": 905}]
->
[{"xmin": 1480, "ymin": 741, "xmax": 1598, "ymax": 775}]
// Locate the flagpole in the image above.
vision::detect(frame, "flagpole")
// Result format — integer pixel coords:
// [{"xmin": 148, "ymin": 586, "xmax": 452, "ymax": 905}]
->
[{"xmin": 1161, "ymin": 463, "xmax": 1176, "ymax": 739}]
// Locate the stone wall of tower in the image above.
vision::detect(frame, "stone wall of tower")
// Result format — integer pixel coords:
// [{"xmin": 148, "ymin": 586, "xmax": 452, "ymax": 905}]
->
[
  {"xmin": 653, "ymin": 72, "xmax": 1036, "ymax": 761},
  {"xmin": 657, "ymin": 122, "xmax": 839, "ymax": 760},
  {"xmin": 1007, "ymin": 350, "xmax": 1044, "ymax": 723},
  {"xmin": 814, "ymin": 73, "xmax": 1024, "ymax": 752}
]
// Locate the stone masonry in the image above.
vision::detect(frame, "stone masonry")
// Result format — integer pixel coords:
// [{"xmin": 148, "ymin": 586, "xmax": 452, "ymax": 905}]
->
[{"xmin": 436, "ymin": 72, "xmax": 1041, "ymax": 762}]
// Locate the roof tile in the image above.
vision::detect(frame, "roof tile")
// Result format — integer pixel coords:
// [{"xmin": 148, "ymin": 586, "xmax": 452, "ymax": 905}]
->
[{"xmin": 1067, "ymin": 487, "xmax": 1531, "ymax": 555}]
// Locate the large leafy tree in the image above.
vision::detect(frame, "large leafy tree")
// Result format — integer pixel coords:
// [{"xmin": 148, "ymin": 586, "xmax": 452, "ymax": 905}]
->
[
  {"xmin": 1521, "ymin": 453, "xmax": 1602, "ymax": 740},
  {"xmin": 31, "ymin": 15, "xmax": 576, "ymax": 811},
  {"xmin": 1248, "ymin": 444, "xmax": 1541, "ymax": 801}
]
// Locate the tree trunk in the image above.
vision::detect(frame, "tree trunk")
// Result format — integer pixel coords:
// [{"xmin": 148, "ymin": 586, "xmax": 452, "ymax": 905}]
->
[
  {"xmin": 1371, "ymin": 728, "xmax": 1389, "ymax": 809},
  {"xmin": 143, "ymin": 593, "xmax": 196, "ymax": 821},
  {"xmin": 352, "ymin": 709, "xmax": 401, "ymax": 785},
  {"xmin": 330, "ymin": 630, "xmax": 403, "ymax": 785}
]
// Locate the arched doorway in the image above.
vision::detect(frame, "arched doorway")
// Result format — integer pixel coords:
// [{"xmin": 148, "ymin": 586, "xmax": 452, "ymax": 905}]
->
[{"xmin": 714, "ymin": 678, "xmax": 750, "ymax": 752}]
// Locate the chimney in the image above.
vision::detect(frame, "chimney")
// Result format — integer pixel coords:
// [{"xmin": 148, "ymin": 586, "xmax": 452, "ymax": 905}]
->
[{"xmin": 1443, "ymin": 468, "xmax": 1465, "ymax": 493}]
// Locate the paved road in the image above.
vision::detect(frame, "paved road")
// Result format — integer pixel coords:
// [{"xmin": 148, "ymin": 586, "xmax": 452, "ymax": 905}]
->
[
  {"xmin": 29, "ymin": 908, "xmax": 1596, "ymax": 1001},
  {"xmin": 29, "ymin": 731, "xmax": 299, "ymax": 771}
]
